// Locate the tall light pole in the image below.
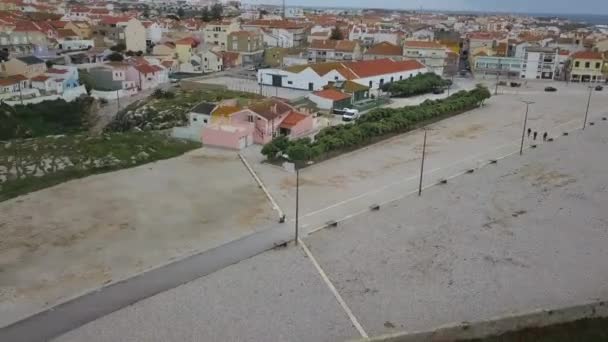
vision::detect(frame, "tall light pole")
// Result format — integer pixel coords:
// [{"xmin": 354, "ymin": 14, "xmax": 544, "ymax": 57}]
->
[
  {"xmin": 520, "ymin": 100, "xmax": 534, "ymax": 155},
  {"xmin": 295, "ymin": 164, "xmax": 299, "ymax": 245},
  {"xmin": 583, "ymin": 85, "xmax": 593, "ymax": 130},
  {"xmin": 418, "ymin": 129, "xmax": 428, "ymax": 196}
]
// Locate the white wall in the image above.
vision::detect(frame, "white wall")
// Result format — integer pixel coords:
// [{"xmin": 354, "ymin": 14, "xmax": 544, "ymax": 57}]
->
[
  {"xmin": 523, "ymin": 51, "xmax": 540, "ymax": 79},
  {"xmin": 307, "ymin": 93, "xmax": 334, "ymax": 109}
]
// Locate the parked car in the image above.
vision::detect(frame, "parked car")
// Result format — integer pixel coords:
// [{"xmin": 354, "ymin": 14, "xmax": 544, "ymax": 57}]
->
[
  {"xmin": 432, "ymin": 87, "xmax": 445, "ymax": 94},
  {"xmin": 169, "ymin": 78, "xmax": 179, "ymax": 84},
  {"xmin": 510, "ymin": 82, "xmax": 521, "ymax": 87},
  {"xmin": 342, "ymin": 108, "xmax": 360, "ymax": 121},
  {"xmin": 595, "ymin": 85, "xmax": 603, "ymax": 91},
  {"xmin": 544, "ymin": 86, "xmax": 557, "ymax": 92}
]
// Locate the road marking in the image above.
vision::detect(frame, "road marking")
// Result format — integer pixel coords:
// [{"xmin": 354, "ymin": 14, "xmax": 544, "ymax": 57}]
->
[{"xmin": 299, "ymin": 238, "xmax": 368, "ymax": 338}]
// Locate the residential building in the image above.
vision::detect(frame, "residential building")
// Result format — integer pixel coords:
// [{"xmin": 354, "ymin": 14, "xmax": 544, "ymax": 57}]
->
[
  {"xmin": 88, "ymin": 63, "xmax": 137, "ymax": 92},
  {"xmin": 307, "ymin": 88, "xmax": 352, "ymax": 110},
  {"xmin": 152, "ymin": 42, "xmax": 176, "ymax": 58},
  {"xmin": 349, "ymin": 25, "xmax": 400, "ymax": 46},
  {"xmin": 242, "ymin": 20, "xmax": 308, "ymax": 47},
  {"xmin": 258, "ymin": 58, "xmax": 427, "ymax": 92},
  {"xmin": 46, "ymin": 66, "xmax": 80, "ymax": 90},
  {"xmin": 403, "ymin": 40, "xmax": 448, "ymax": 75},
  {"xmin": 409, "ymin": 28, "xmax": 435, "ymax": 41},
  {"xmin": 142, "ymin": 21, "xmax": 162, "ymax": 45},
  {"xmin": 0, "ymin": 75, "xmax": 29, "ymax": 95},
  {"xmin": 175, "ymin": 37, "xmax": 198, "ymax": 64},
  {"xmin": 363, "ymin": 41, "xmax": 403, "ymax": 60},
  {"xmin": 201, "ymin": 49, "xmax": 224, "ymax": 73},
  {"xmin": 227, "ymin": 30, "xmax": 264, "ymax": 65},
  {"xmin": 1, "ymin": 56, "xmax": 47, "ymax": 78},
  {"xmin": 520, "ymin": 47, "xmax": 559, "ymax": 80},
  {"xmin": 569, "ymin": 50, "xmax": 605, "ymax": 82},
  {"xmin": 95, "ymin": 17, "xmax": 145, "ymax": 52},
  {"xmin": 307, "ymin": 31, "xmax": 331, "ymax": 44},
  {"xmin": 65, "ymin": 21, "xmax": 93, "ymax": 39},
  {"xmin": 31, "ymin": 75, "xmax": 62, "ymax": 94},
  {"xmin": 308, "ymin": 40, "xmax": 362, "ymax": 63},
  {"xmin": 221, "ymin": 51, "xmax": 243, "ymax": 69},
  {"xmin": 124, "ymin": 18, "xmax": 147, "ymax": 53},
  {"xmin": 203, "ymin": 20, "xmax": 239, "ymax": 49}
]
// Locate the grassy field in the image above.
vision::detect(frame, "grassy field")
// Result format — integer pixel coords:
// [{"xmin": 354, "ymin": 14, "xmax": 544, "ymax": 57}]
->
[
  {"xmin": 0, "ymin": 132, "xmax": 201, "ymax": 202},
  {"xmin": 458, "ymin": 317, "xmax": 608, "ymax": 342}
]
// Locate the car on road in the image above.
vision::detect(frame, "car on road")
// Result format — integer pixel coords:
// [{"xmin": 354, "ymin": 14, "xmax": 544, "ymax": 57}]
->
[
  {"xmin": 595, "ymin": 85, "xmax": 603, "ymax": 91},
  {"xmin": 246, "ymin": 65, "xmax": 256, "ymax": 71},
  {"xmin": 544, "ymin": 86, "xmax": 557, "ymax": 92},
  {"xmin": 432, "ymin": 87, "xmax": 445, "ymax": 94},
  {"xmin": 169, "ymin": 78, "xmax": 179, "ymax": 84},
  {"xmin": 341, "ymin": 108, "xmax": 360, "ymax": 121}
]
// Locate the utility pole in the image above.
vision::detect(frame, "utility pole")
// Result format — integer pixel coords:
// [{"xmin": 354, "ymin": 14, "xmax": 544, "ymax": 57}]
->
[
  {"xmin": 519, "ymin": 100, "xmax": 534, "ymax": 155},
  {"xmin": 583, "ymin": 86, "xmax": 592, "ymax": 130},
  {"xmin": 418, "ymin": 129, "xmax": 427, "ymax": 196},
  {"xmin": 295, "ymin": 165, "xmax": 299, "ymax": 245}
]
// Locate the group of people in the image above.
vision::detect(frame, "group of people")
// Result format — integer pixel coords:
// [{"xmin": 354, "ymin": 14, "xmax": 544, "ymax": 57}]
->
[{"xmin": 527, "ymin": 128, "xmax": 548, "ymax": 141}]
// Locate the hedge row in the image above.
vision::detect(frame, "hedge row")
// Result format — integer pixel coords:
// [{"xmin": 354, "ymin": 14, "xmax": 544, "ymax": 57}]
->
[
  {"xmin": 382, "ymin": 72, "xmax": 452, "ymax": 97},
  {"xmin": 261, "ymin": 85, "xmax": 492, "ymax": 163}
]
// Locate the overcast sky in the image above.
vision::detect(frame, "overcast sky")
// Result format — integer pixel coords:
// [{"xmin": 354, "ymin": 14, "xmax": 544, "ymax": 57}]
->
[{"xmin": 252, "ymin": 0, "xmax": 608, "ymax": 15}]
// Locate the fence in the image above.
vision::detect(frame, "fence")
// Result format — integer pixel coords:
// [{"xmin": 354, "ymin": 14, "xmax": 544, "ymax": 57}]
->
[{"xmin": 3, "ymin": 86, "xmax": 87, "ymax": 106}]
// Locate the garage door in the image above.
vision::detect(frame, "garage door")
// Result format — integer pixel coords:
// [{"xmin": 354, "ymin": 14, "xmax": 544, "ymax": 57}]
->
[{"xmin": 238, "ymin": 136, "xmax": 247, "ymax": 149}]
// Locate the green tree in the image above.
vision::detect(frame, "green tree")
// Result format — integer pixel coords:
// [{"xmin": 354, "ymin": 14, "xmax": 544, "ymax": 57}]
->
[
  {"xmin": 45, "ymin": 60, "xmax": 54, "ymax": 68},
  {"xmin": 201, "ymin": 6, "xmax": 210, "ymax": 22},
  {"xmin": 286, "ymin": 143, "xmax": 311, "ymax": 163},
  {"xmin": 210, "ymin": 3, "xmax": 223, "ymax": 21},
  {"xmin": 177, "ymin": 7, "xmax": 185, "ymax": 18},
  {"xmin": 329, "ymin": 24, "xmax": 343, "ymax": 40}
]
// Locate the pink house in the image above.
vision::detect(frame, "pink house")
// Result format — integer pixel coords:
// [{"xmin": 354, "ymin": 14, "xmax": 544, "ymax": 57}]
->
[{"xmin": 202, "ymin": 98, "xmax": 314, "ymax": 150}]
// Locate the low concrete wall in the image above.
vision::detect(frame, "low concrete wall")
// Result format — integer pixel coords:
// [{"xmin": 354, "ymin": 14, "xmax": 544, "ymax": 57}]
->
[
  {"xmin": 180, "ymin": 80, "xmax": 228, "ymax": 92},
  {"xmin": 3, "ymin": 86, "xmax": 87, "ymax": 105},
  {"xmin": 357, "ymin": 300, "xmax": 608, "ymax": 342}
]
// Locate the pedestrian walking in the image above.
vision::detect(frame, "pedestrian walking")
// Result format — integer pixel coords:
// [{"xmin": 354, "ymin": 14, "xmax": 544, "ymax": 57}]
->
[
  {"xmin": 533, "ymin": 131, "xmax": 538, "ymax": 140},
  {"xmin": 543, "ymin": 132, "xmax": 548, "ymax": 141},
  {"xmin": 527, "ymin": 128, "xmax": 532, "ymax": 137}
]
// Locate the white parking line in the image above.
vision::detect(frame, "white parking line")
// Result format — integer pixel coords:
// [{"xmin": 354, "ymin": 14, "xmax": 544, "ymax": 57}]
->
[{"xmin": 299, "ymin": 238, "xmax": 369, "ymax": 338}]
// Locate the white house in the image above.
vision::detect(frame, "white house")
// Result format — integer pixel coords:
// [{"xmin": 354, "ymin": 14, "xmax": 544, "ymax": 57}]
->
[
  {"xmin": 30, "ymin": 75, "xmax": 58, "ymax": 93},
  {"xmin": 261, "ymin": 28, "xmax": 295, "ymax": 48},
  {"xmin": 258, "ymin": 58, "xmax": 427, "ymax": 93},
  {"xmin": 143, "ymin": 21, "xmax": 163, "ymax": 45}
]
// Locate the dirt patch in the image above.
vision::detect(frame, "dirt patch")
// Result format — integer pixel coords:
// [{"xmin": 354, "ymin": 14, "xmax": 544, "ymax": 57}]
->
[
  {"xmin": 518, "ymin": 164, "xmax": 576, "ymax": 189},
  {"xmin": 448, "ymin": 123, "xmax": 485, "ymax": 139}
]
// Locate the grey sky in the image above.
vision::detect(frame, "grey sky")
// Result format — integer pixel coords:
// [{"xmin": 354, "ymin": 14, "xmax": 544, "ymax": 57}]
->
[{"xmin": 253, "ymin": 0, "xmax": 608, "ymax": 15}]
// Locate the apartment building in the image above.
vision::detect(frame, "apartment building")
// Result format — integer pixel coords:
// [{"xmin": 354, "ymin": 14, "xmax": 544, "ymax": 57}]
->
[
  {"xmin": 203, "ymin": 20, "xmax": 240, "ymax": 49},
  {"xmin": 403, "ymin": 41, "xmax": 447, "ymax": 75}
]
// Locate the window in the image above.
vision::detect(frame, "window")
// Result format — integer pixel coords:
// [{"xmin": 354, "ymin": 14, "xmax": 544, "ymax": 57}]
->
[
  {"xmin": 334, "ymin": 76, "xmax": 339, "ymax": 80},
  {"xmin": 203, "ymin": 119, "xmax": 208, "ymax": 123},
  {"xmin": 390, "ymin": 77, "xmax": 394, "ymax": 83},
  {"xmin": 575, "ymin": 61, "xmax": 580, "ymax": 67},
  {"xmin": 287, "ymin": 81, "xmax": 293, "ymax": 85},
  {"xmin": 585, "ymin": 62, "xmax": 590, "ymax": 68},
  {"xmin": 596, "ymin": 62, "xmax": 601, "ymax": 69},
  {"xmin": 369, "ymin": 80, "xmax": 372, "ymax": 88}
]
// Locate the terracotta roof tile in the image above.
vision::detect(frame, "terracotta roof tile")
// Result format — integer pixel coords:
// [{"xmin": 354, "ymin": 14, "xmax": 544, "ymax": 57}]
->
[
  {"xmin": 280, "ymin": 111, "xmax": 308, "ymax": 128},
  {"xmin": 365, "ymin": 42, "xmax": 402, "ymax": 56},
  {"xmin": 313, "ymin": 89, "xmax": 351, "ymax": 101},
  {"xmin": 403, "ymin": 40, "xmax": 444, "ymax": 49},
  {"xmin": 571, "ymin": 50, "xmax": 603, "ymax": 60}
]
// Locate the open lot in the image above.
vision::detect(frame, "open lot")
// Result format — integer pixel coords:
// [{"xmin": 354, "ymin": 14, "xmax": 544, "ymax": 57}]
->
[
  {"xmin": 52, "ymin": 118, "xmax": 608, "ymax": 342},
  {"xmin": 244, "ymin": 80, "xmax": 608, "ymax": 232},
  {"xmin": 0, "ymin": 148, "xmax": 276, "ymax": 328},
  {"xmin": 195, "ymin": 76, "xmax": 311, "ymax": 99}
]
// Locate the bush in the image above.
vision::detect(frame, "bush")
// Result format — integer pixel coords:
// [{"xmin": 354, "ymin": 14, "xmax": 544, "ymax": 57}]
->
[
  {"xmin": 261, "ymin": 87, "xmax": 491, "ymax": 163},
  {"xmin": 385, "ymin": 72, "xmax": 452, "ymax": 97}
]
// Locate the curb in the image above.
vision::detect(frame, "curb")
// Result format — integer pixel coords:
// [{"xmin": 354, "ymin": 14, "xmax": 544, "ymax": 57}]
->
[{"xmin": 238, "ymin": 153, "xmax": 285, "ymax": 219}]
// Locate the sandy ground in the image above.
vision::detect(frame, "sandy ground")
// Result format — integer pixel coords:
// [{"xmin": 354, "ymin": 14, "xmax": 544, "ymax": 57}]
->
[
  {"xmin": 52, "ymin": 118, "xmax": 608, "ymax": 342},
  {"xmin": 0, "ymin": 148, "xmax": 275, "ymax": 328}
]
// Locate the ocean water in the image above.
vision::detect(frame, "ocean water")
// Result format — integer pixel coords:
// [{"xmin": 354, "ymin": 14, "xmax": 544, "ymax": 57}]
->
[{"xmin": 533, "ymin": 13, "xmax": 608, "ymax": 25}]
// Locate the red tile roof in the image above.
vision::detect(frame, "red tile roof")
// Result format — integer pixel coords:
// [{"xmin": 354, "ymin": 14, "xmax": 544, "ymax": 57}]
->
[
  {"xmin": 161, "ymin": 60, "xmax": 175, "ymax": 68},
  {"xmin": 134, "ymin": 63, "xmax": 156, "ymax": 74},
  {"xmin": 313, "ymin": 89, "xmax": 351, "ymax": 101},
  {"xmin": 100, "ymin": 16, "xmax": 131, "ymax": 25},
  {"xmin": 310, "ymin": 39, "xmax": 358, "ymax": 52},
  {"xmin": 280, "ymin": 111, "xmax": 308, "ymax": 128},
  {"xmin": 0, "ymin": 74, "xmax": 27, "ymax": 86},
  {"xmin": 175, "ymin": 37, "xmax": 198, "ymax": 46},
  {"xmin": 345, "ymin": 59, "xmax": 426, "ymax": 78},
  {"xmin": 31, "ymin": 75, "xmax": 50, "ymax": 82},
  {"xmin": 571, "ymin": 50, "xmax": 603, "ymax": 60},
  {"xmin": 365, "ymin": 42, "xmax": 402, "ymax": 56}
]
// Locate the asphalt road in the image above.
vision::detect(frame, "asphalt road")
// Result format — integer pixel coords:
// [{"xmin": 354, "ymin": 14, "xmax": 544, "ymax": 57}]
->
[{"xmin": 0, "ymin": 222, "xmax": 293, "ymax": 342}]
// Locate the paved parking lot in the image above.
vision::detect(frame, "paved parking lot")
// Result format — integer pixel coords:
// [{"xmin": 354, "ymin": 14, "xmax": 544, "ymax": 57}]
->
[
  {"xmin": 245, "ymin": 81, "xmax": 608, "ymax": 232},
  {"xmin": 0, "ymin": 148, "xmax": 276, "ymax": 328},
  {"xmin": 53, "ymin": 118, "xmax": 608, "ymax": 342}
]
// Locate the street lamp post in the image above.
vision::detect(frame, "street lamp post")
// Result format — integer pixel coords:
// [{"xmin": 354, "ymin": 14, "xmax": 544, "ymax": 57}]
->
[
  {"xmin": 295, "ymin": 165, "xmax": 300, "ymax": 245},
  {"xmin": 583, "ymin": 86, "xmax": 593, "ymax": 130},
  {"xmin": 520, "ymin": 100, "xmax": 534, "ymax": 155},
  {"xmin": 418, "ymin": 129, "xmax": 428, "ymax": 196}
]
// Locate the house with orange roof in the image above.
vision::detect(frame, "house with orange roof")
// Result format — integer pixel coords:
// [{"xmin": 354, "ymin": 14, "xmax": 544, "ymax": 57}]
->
[
  {"xmin": 403, "ymin": 40, "xmax": 448, "ymax": 75},
  {"xmin": 309, "ymin": 39, "xmax": 362, "ymax": 63},
  {"xmin": 258, "ymin": 58, "xmax": 427, "ymax": 93},
  {"xmin": 569, "ymin": 50, "xmax": 605, "ymax": 83},
  {"xmin": 364, "ymin": 41, "xmax": 403, "ymax": 61},
  {"xmin": 0, "ymin": 74, "xmax": 29, "ymax": 95},
  {"xmin": 307, "ymin": 88, "xmax": 352, "ymax": 110},
  {"xmin": 201, "ymin": 98, "xmax": 314, "ymax": 149}
]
